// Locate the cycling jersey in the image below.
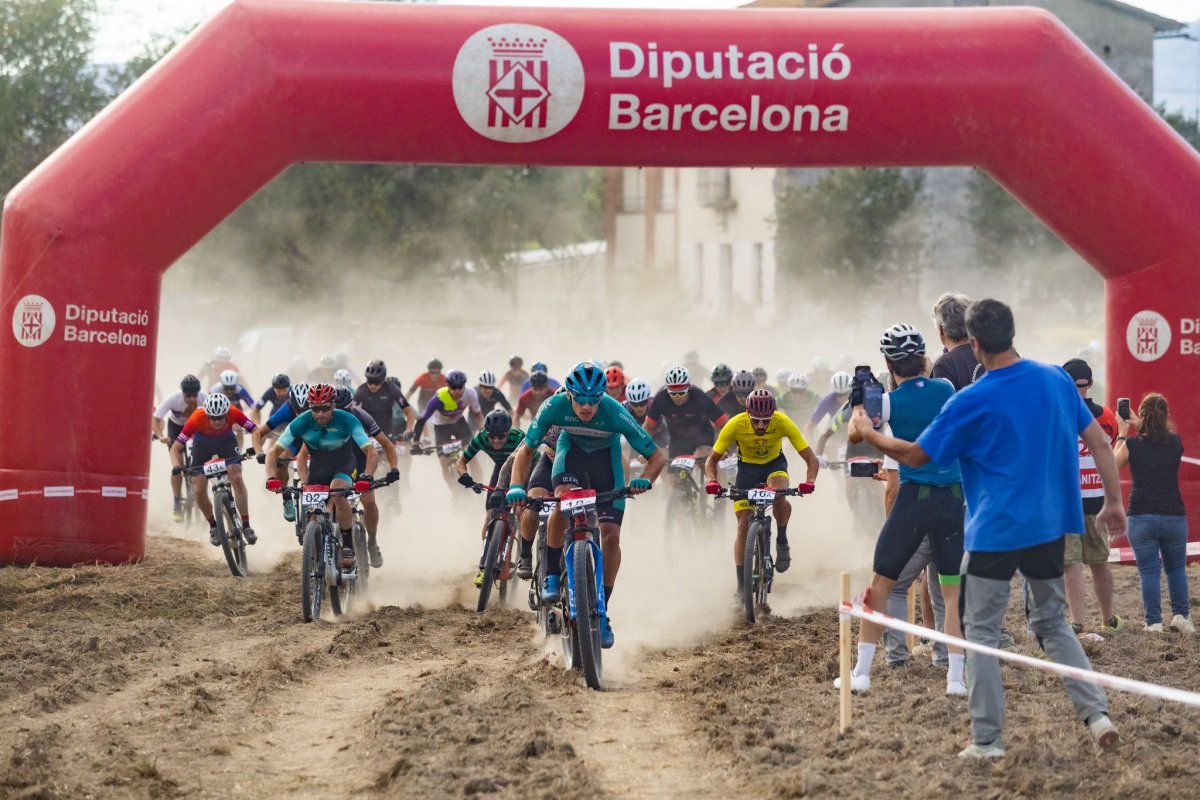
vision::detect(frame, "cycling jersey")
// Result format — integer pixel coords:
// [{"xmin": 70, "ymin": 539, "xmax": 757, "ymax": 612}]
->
[
  {"xmin": 409, "ymin": 372, "xmax": 448, "ymax": 408},
  {"xmin": 177, "ymin": 406, "xmax": 256, "ymax": 444},
  {"xmin": 624, "ymin": 401, "xmax": 668, "ymax": 448},
  {"xmin": 779, "ymin": 390, "xmax": 821, "ymax": 423},
  {"xmin": 208, "ymin": 382, "xmax": 255, "ymax": 409},
  {"xmin": 526, "ymin": 393, "xmax": 658, "ymax": 458},
  {"xmin": 824, "ymin": 401, "xmax": 882, "ymax": 460},
  {"xmin": 346, "ymin": 405, "xmax": 382, "ymax": 438},
  {"xmin": 520, "ymin": 376, "xmax": 562, "ymax": 392},
  {"xmin": 713, "ymin": 411, "xmax": 809, "ymax": 465},
  {"xmin": 717, "ymin": 391, "xmax": 745, "ymax": 418},
  {"xmin": 277, "ymin": 409, "xmax": 370, "ymax": 455},
  {"xmin": 418, "ymin": 386, "xmax": 481, "ymax": 427},
  {"xmin": 255, "ymin": 388, "xmax": 289, "ymax": 416},
  {"xmin": 155, "ymin": 390, "xmax": 209, "ymax": 426},
  {"xmin": 809, "ymin": 392, "xmax": 849, "ymax": 426},
  {"xmin": 516, "ymin": 388, "xmax": 553, "ymax": 421},
  {"xmin": 879, "ymin": 377, "xmax": 960, "ymax": 486},
  {"xmin": 503, "ymin": 368, "xmax": 530, "ymax": 393},
  {"xmin": 354, "ymin": 381, "xmax": 410, "ymax": 437},
  {"xmin": 647, "ymin": 386, "xmax": 725, "ymax": 447},
  {"xmin": 266, "ymin": 402, "xmax": 298, "ymax": 431},
  {"xmin": 461, "ymin": 427, "xmax": 524, "ymax": 467},
  {"xmin": 476, "ymin": 386, "xmax": 513, "ymax": 415}
]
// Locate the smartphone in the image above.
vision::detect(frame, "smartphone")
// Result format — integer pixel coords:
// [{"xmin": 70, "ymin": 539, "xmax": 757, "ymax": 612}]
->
[
  {"xmin": 849, "ymin": 461, "xmax": 880, "ymax": 478},
  {"xmin": 853, "ymin": 365, "xmax": 883, "ymax": 426},
  {"xmin": 1117, "ymin": 397, "xmax": 1131, "ymax": 421}
]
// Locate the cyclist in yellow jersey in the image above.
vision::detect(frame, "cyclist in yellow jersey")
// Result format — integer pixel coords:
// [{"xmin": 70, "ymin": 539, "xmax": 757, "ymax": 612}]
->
[{"xmin": 705, "ymin": 389, "xmax": 819, "ymax": 580}]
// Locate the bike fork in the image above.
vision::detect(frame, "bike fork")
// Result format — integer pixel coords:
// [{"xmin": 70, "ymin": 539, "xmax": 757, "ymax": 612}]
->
[{"xmin": 565, "ymin": 537, "xmax": 607, "ymax": 621}]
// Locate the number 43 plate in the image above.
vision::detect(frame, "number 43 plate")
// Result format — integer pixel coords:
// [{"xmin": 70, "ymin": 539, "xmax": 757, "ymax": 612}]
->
[
  {"xmin": 747, "ymin": 488, "xmax": 776, "ymax": 502},
  {"xmin": 202, "ymin": 461, "xmax": 227, "ymax": 477}
]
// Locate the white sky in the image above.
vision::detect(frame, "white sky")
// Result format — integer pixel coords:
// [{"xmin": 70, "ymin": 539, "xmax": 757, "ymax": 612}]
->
[{"xmin": 93, "ymin": 0, "xmax": 1200, "ymax": 63}]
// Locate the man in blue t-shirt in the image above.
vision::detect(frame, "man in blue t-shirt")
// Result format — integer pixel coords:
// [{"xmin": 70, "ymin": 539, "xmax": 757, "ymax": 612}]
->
[{"xmin": 849, "ymin": 299, "xmax": 1125, "ymax": 759}]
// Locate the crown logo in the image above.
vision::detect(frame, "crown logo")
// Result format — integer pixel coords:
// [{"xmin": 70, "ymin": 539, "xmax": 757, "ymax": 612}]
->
[
  {"xmin": 1136, "ymin": 315, "xmax": 1160, "ymax": 328},
  {"xmin": 488, "ymin": 37, "xmax": 548, "ymax": 57}
]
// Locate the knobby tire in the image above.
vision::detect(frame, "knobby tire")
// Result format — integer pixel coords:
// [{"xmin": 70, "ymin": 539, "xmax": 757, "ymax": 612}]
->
[
  {"xmin": 302, "ymin": 518, "xmax": 323, "ymax": 623},
  {"xmin": 574, "ymin": 542, "xmax": 604, "ymax": 690},
  {"xmin": 215, "ymin": 491, "xmax": 247, "ymax": 578},
  {"xmin": 477, "ymin": 519, "xmax": 504, "ymax": 612},
  {"xmin": 743, "ymin": 521, "xmax": 762, "ymax": 624}
]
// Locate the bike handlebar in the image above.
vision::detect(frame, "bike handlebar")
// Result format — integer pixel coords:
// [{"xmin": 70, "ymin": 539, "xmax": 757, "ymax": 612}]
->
[
  {"xmin": 174, "ymin": 451, "xmax": 256, "ymax": 477},
  {"xmin": 520, "ymin": 487, "xmax": 636, "ymax": 509},
  {"xmin": 277, "ymin": 474, "xmax": 396, "ymax": 497},
  {"xmin": 713, "ymin": 486, "xmax": 803, "ymax": 501}
]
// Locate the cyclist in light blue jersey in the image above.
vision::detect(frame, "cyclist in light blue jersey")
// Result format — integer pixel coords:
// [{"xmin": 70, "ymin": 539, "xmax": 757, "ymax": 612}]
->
[{"xmin": 507, "ymin": 362, "xmax": 667, "ymax": 649}]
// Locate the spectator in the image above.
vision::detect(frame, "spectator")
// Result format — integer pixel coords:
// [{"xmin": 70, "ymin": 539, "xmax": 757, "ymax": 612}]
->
[
  {"xmin": 1115, "ymin": 393, "xmax": 1192, "ymax": 634},
  {"xmin": 1061, "ymin": 358, "xmax": 1123, "ymax": 634},
  {"xmin": 850, "ymin": 298, "xmax": 1123, "ymax": 758},
  {"xmin": 930, "ymin": 292, "xmax": 984, "ymax": 389}
]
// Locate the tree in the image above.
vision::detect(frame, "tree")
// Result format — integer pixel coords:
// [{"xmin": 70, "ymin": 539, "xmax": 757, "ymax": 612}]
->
[{"xmin": 0, "ymin": 0, "xmax": 106, "ymax": 196}]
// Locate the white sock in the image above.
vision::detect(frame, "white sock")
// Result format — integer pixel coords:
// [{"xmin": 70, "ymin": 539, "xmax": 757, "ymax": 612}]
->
[
  {"xmin": 853, "ymin": 642, "xmax": 877, "ymax": 677},
  {"xmin": 948, "ymin": 653, "xmax": 966, "ymax": 684}
]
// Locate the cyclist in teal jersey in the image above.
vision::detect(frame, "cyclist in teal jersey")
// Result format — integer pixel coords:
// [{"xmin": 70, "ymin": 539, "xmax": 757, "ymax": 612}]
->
[{"xmin": 507, "ymin": 362, "xmax": 667, "ymax": 649}]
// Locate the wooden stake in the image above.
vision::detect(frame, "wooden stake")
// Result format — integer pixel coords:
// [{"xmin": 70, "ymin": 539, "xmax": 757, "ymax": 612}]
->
[
  {"xmin": 906, "ymin": 582, "xmax": 917, "ymax": 652},
  {"xmin": 839, "ymin": 571, "xmax": 852, "ymax": 734}
]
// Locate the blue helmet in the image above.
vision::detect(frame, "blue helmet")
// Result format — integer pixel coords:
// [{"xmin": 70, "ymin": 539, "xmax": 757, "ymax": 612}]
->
[{"xmin": 565, "ymin": 361, "xmax": 607, "ymax": 397}]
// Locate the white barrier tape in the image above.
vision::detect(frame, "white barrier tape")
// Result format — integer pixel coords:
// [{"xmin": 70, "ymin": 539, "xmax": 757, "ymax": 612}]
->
[
  {"xmin": 0, "ymin": 487, "xmax": 148, "ymax": 501},
  {"xmin": 840, "ymin": 601, "xmax": 1200, "ymax": 709},
  {"xmin": 1110, "ymin": 541, "xmax": 1200, "ymax": 564},
  {"xmin": 1181, "ymin": 456, "xmax": 1200, "ymax": 467}
]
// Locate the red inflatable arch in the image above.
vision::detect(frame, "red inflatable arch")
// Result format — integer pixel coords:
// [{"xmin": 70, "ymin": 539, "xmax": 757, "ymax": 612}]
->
[{"xmin": 2, "ymin": 0, "xmax": 1199, "ymax": 565}]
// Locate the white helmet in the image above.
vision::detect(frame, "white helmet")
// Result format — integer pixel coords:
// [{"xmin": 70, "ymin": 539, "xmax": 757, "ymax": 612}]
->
[
  {"xmin": 831, "ymin": 371, "xmax": 853, "ymax": 394},
  {"xmin": 333, "ymin": 369, "xmax": 353, "ymax": 388},
  {"xmin": 219, "ymin": 369, "xmax": 239, "ymax": 388},
  {"xmin": 478, "ymin": 369, "xmax": 497, "ymax": 388},
  {"xmin": 213, "ymin": 346, "xmax": 231, "ymax": 361},
  {"xmin": 290, "ymin": 381, "xmax": 310, "ymax": 409},
  {"xmin": 204, "ymin": 393, "xmax": 231, "ymax": 417},
  {"xmin": 626, "ymin": 379, "xmax": 652, "ymax": 404},
  {"xmin": 320, "ymin": 354, "xmax": 336, "ymax": 368},
  {"xmin": 788, "ymin": 372, "xmax": 810, "ymax": 390},
  {"xmin": 776, "ymin": 368, "xmax": 792, "ymax": 384},
  {"xmin": 813, "ymin": 356, "xmax": 829, "ymax": 372},
  {"xmin": 334, "ymin": 351, "xmax": 350, "ymax": 367},
  {"xmin": 664, "ymin": 365, "xmax": 690, "ymax": 389}
]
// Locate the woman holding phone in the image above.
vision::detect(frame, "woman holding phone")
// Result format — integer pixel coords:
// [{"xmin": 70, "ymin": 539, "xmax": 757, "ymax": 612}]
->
[{"xmin": 1114, "ymin": 393, "xmax": 1193, "ymax": 633}]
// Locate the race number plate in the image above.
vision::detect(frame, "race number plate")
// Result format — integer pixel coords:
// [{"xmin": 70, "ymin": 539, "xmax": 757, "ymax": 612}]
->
[
  {"xmin": 747, "ymin": 488, "xmax": 776, "ymax": 502},
  {"xmin": 301, "ymin": 487, "xmax": 330, "ymax": 507},
  {"xmin": 539, "ymin": 505, "xmax": 553, "ymax": 519},
  {"xmin": 670, "ymin": 456, "xmax": 696, "ymax": 471},
  {"xmin": 560, "ymin": 489, "xmax": 597, "ymax": 511},
  {"xmin": 202, "ymin": 461, "xmax": 227, "ymax": 477},
  {"xmin": 718, "ymin": 456, "xmax": 738, "ymax": 471},
  {"xmin": 441, "ymin": 441, "xmax": 463, "ymax": 455}
]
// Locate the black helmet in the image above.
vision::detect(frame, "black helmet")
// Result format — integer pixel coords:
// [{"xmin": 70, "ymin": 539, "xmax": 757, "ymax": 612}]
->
[
  {"xmin": 732, "ymin": 370, "xmax": 756, "ymax": 393},
  {"xmin": 530, "ymin": 371, "xmax": 549, "ymax": 389},
  {"xmin": 711, "ymin": 363, "xmax": 733, "ymax": 383},
  {"xmin": 428, "ymin": 358, "xmax": 443, "ymax": 371},
  {"xmin": 180, "ymin": 375, "xmax": 201, "ymax": 394},
  {"xmin": 483, "ymin": 409, "xmax": 513, "ymax": 437},
  {"xmin": 271, "ymin": 373, "xmax": 291, "ymax": 390},
  {"xmin": 365, "ymin": 359, "xmax": 387, "ymax": 381},
  {"xmin": 385, "ymin": 376, "xmax": 402, "ymax": 390},
  {"xmin": 334, "ymin": 385, "xmax": 353, "ymax": 410}
]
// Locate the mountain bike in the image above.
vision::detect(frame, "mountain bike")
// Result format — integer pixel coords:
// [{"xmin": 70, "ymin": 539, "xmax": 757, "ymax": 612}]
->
[
  {"xmin": 412, "ymin": 438, "xmax": 466, "ymax": 490},
  {"xmin": 294, "ymin": 476, "xmax": 392, "ymax": 623},
  {"xmin": 714, "ymin": 485, "xmax": 803, "ymax": 624},
  {"xmin": 463, "ymin": 481, "xmax": 521, "ymax": 612},
  {"xmin": 525, "ymin": 496, "xmax": 559, "ymax": 635},
  {"xmin": 177, "ymin": 452, "xmax": 255, "ymax": 578},
  {"xmin": 663, "ymin": 455, "xmax": 711, "ymax": 558}
]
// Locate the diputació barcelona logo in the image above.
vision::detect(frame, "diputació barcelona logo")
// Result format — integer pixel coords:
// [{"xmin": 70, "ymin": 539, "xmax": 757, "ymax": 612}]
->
[
  {"xmin": 453, "ymin": 24, "xmax": 585, "ymax": 143},
  {"xmin": 1126, "ymin": 309, "xmax": 1171, "ymax": 362},
  {"xmin": 11, "ymin": 294, "xmax": 56, "ymax": 348}
]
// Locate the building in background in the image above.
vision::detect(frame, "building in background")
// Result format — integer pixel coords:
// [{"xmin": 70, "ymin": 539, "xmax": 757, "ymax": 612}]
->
[{"xmin": 1156, "ymin": 22, "xmax": 1200, "ymax": 120}]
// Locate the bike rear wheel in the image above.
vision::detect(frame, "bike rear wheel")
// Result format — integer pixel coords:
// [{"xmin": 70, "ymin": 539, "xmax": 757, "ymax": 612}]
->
[
  {"xmin": 183, "ymin": 478, "xmax": 196, "ymax": 528},
  {"xmin": 214, "ymin": 491, "xmax": 248, "ymax": 578},
  {"xmin": 573, "ymin": 542, "xmax": 604, "ymax": 690},
  {"xmin": 742, "ymin": 521, "xmax": 762, "ymax": 623},
  {"xmin": 349, "ymin": 520, "xmax": 369, "ymax": 609},
  {"xmin": 477, "ymin": 519, "xmax": 504, "ymax": 612},
  {"xmin": 301, "ymin": 519, "xmax": 324, "ymax": 623}
]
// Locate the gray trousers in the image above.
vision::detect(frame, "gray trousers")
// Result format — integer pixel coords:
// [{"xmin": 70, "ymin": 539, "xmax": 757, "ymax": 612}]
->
[
  {"xmin": 964, "ymin": 571, "xmax": 1108, "ymax": 745},
  {"xmin": 885, "ymin": 538, "xmax": 947, "ymax": 664}
]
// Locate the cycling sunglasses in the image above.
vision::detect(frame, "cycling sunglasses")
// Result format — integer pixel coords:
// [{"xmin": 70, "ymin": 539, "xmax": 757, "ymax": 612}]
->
[
  {"xmin": 668, "ymin": 389, "xmax": 689, "ymax": 398},
  {"xmin": 311, "ymin": 404, "xmax": 334, "ymax": 413},
  {"xmin": 571, "ymin": 393, "xmax": 603, "ymax": 406}
]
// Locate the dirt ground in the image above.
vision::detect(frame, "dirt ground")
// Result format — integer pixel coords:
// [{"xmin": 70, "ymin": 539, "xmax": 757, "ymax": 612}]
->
[{"xmin": 4, "ymin": 500, "xmax": 1200, "ymax": 799}]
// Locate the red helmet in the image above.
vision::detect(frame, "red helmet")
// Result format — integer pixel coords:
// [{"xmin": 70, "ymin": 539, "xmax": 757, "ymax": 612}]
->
[
  {"xmin": 605, "ymin": 366, "xmax": 625, "ymax": 387},
  {"xmin": 746, "ymin": 389, "xmax": 776, "ymax": 420},
  {"xmin": 307, "ymin": 383, "xmax": 337, "ymax": 407}
]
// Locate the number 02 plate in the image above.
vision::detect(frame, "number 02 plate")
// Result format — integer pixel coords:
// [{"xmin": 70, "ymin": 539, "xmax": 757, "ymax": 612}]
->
[{"xmin": 301, "ymin": 490, "xmax": 329, "ymax": 507}]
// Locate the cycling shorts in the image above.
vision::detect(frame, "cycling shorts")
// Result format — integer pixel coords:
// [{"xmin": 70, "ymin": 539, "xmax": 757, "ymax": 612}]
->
[
  {"xmin": 190, "ymin": 434, "xmax": 238, "ymax": 468},
  {"xmin": 167, "ymin": 419, "xmax": 184, "ymax": 444},
  {"xmin": 667, "ymin": 431, "xmax": 715, "ymax": 459},
  {"xmin": 352, "ymin": 446, "xmax": 379, "ymax": 488},
  {"xmin": 434, "ymin": 418, "xmax": 472, "ymax": 448},
  {"xmin": 308, "ymin": 441, "xmax": 359, "ymax": 487},
  {"xmin": 733, "ymin": 454, "xmax": 789, "ymax": 513},
  {"xmin": 552, "ymin": 444, "xmax": 625, "ymax": 525},
  {"xmin": 873, "ymin": 482, "xmax": 965, "ymax": 584},
  {"xmin": 528, "ymin": 453, "xmax": 554, "ymax": 493}
]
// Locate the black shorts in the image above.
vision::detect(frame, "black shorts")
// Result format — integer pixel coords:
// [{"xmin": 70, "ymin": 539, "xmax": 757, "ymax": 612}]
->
[
  {"xmin": 734, "ymin": 454, "xmax": 789, "ymax": 491},
  {"xmin": 529, "ymin": 453, "xmax": 554, "ymax": 493},
  {"xmin": 167, "ymin": 419, "xmax": 184, "ymax": 442},
  {"xmin": 434, "ymin": 419, "xmax": 473, "ymax": 448},
  {"xmin": 308, "ymin": 442, "xmax": 359, "ymax": 486},
  {"xmin": 667, "ymin": 431, "xmax": 715, "ymax": 459},
  {"xmin": 873, "ymin": 483, "xmax": 964, "ymax": 583},
  {"xmin": 552, "ymin": 445, "xmax": 624, "ymax": 525},
  {"xmin": 190, "ymin": 434, "xmax": 239, "ymax": 467},
  {"xmin": 965, "ymin": 536, "xmax": 1065, "ymax": 582}
]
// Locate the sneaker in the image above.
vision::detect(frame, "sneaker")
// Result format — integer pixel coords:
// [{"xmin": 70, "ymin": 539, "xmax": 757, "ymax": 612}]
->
[
  {"xmin": 282, "ymin": 496, "xmax": 296, "ymax": 523},
  {"xmin": 887, "ymin": 659, "xmax": 909, "ymax": 669},
  {"xmin": 947, "ymin": 680, "xmax": 968, "ymax": 696},
  {"xmin": 209, "ymin": 525, "xmax": 220, "ymax": 546},
  {"xmin": 340, "ymin": 547, "xmax": 357, "ymax": 571},
  {"xmin": 1102, "ymin": 615, "xmax": 1125, "ymax": 634},
  {"xmin": 958, "ymin": 741, "xmax": 1005, "ymax": 759},
  {"xmin": 600, "ymin": 615, "xmax": 615, "ymax": 649},
  {"xmin": 775, "ymin": 541, "xmax": 791, "ymax": 573},
  {"xmin": 474, "ymin": 569, "xmax": 485, "ymax": 588},
  {"xmin": 516, "ymin": 554, "xmax": 533, "ymax": 580},
  {"xmin": 542, "ymin": 574, "xmax": 562, "ymax": 604},
  {"xmin": 1169, "ymin": 614, "xmax": 1195, "ymax": 635},
  {"xmin": 242, "ymin": 526, "xmax": 257, "ymax": 545},
  {"xmin": 172, "ymin": 497, "xmax": 183, "ymax": 523},
  {"xmin": 1070, "ymin": 622, "xmax": 1085, "ymax": 635},
  {"xmin": 367, "ymin": 540, "xmax": 383, "ymax": 568},
  {"xmin": 1146, "ymin": 622, "xmax": 1164, "ymax": 633},
  {"xmin": 1087, "ymin": 714, "xmax": 1120, "ymax": 752},
  {"xmin": 833, "ymin": 673, "xmax": 870, "ymax": 693}
]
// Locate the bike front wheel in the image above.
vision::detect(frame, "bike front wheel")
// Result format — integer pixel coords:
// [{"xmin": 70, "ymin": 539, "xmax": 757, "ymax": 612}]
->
[
  {"xmin": 742, "ymin": 521, "xmax": 763, "ymax": 624},
  {"xmin": 477, "ymin": 519, "xmax": 504, "ymax": 612},
  {"xmin": 214, "ymin": 490, "xmax": 248, "ymax": 578},
  {"xmin": 349, "ymin": 520, "xmax": 370, "ymax": 609},
  {"xmin": 573, "ymin": 543, "xmax": 604, "ymax": 690},
  {"xmin": 301, "ymin": 519, "xmax": 324, "ymax": 623}
]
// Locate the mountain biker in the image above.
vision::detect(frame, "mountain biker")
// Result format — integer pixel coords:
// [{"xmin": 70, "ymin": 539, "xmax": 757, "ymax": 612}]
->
[
  {"xmin": 335, "ymin": 385, "xmax": 399, "ymax": 567},
  {"xmin": 624, "ymin": 379, "xmax": 668, "ymax": 450},
  {"xmin": 210, "ymin": 369, "xmax": 255, "ymax": 411},
  {"xmin": 333, "ymin": 369, "xmax": 354, "ymax": 390},
  {"xmin": 503, "ymin": 356, "xmax": 530, "ymax": 404},
  {"xmin": 805, "ymin": 371, "xmax": 853, "ymax": 439},
  {"xmin": 170, "ymin": 393, "xmax": 258, "ymax": 546},
  {"xmin": 515, "ymin": 371, "xmax": 554, "ymax": 422},
  {"xmin": 252, "ymin": 381, "xmax": 310, "ymax": 522},
  {"xmin": 154, "ymin": 374, "xmax": 208, "ymax": 522},
  {"xmin": 751, "ymin": 367, "xmax": 777, "ymax": 398},
  {"xmin": 353, "ymin": 360, "xmax": 414, "ymax": 440},
  {"xmin": 605, "ymin": 366, "xmax": 627, "ymax": 403},
  {"xmin": 717, "ymin": 370, "xmax": 755, "ymax": 418},
  {"xmin": 520, "ymin": 362, "xmax": 561, "ymax": 392},
  {"xmin": 704, "ymin": 389, "xmax": 819, "ymax": 584},
  {"xmin": 476, "ymin": 370, "xmax": 513, "ymax": 416},
  {"xmin": 708, "ymin": 363, "xmax": 734, "ymax": 402},
  {"xmin": 333, "ymin": 351, "xmax": 360, "ymax": 386},
  {"xmin": 252, "ymin": 373, "xmax": 291, "ymax": 424},
  {"xmin": 265, "ymin": 384, "xmax": 379, "ymax": 571},
  {"xmin": 809, "ymin": 356, "xmax": 834, "ymax": 398},
  {"xmin": 199, "ymin": 346, "xmax": 244, "ymax": 389},
  {"xmin": 411, "ymin": 370, "xmax": 485, "ymax": 481},
  {"xmin": 644, "ymin": 365, "xmax": 728, "ymax": 468},
  {"xmin": 775, "ymin": 369, "xmax": 792, "ymax": 396},
  {"xmin": 407, "ymin": 359, "xmax": 448, "ymax": 409},
  {"xmin": 779, "ymin": 372, "xmax": 821, "ymax": 423},
  {"xmin": 455, "ymin": 409, "xmax": 526, "ymax": 586},
  {"xmin": 307, "ymin": 354, "xmax": 338, "ymax": 385},
  {"xmin": 506, "ymin": 361, "xmax": 667, "ymax": 648}
]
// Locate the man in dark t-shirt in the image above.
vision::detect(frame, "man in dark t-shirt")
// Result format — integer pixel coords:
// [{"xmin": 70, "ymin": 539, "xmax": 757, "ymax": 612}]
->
[{"xmin": 931, "ymin": 291, "xmax": 985, "ymax": 390}]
